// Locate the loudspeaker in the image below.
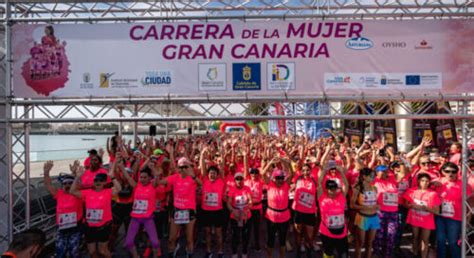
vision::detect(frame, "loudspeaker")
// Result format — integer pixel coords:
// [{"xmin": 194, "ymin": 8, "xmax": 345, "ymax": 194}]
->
[{"xmin": 149, "ymin": 125, "xmax": 157, "ymax": 136}]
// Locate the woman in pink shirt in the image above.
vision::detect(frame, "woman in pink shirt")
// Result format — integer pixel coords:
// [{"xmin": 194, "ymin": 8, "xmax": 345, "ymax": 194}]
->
[
  {"xmin": 156, "ymin": 157, "xmax": 202, "ymax": 258},
  {"xmin": 226, "ymin": 172, "xmax": 253, "ymax": 258},
  {"xmin": 70, "ymin": 162, "xmax": 121, "ymax": 258},
  {"xmin": 403, "ymin": 173, "xmax": 440, "ymax": 258},
  {"xmin": 291, "ymin": 163, "xmax": 317, "ymax": 258},
  {"xmin": 433, "ymin": 162, "xmax": 472, "ymax": 258},
  {"xmin": 43, "ymin": 161, "xmax": 83, "ymax": 258},
  {"xmin": 261, "ymin": 157, "xmax": 294, "ymax": 258},
  {"xmin": 120, "ymin": 157, "xmax": 161, "ymax": 258},
  {"xmin": 199, "ymin": 147, "xmax": 226, "ymax": 258},
  {"xmin": 317, "ymin": 161, "xmax": 349, "ymax": 258}
]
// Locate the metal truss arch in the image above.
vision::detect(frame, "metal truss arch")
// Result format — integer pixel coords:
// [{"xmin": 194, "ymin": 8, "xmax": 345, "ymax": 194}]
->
[{"xmin": 1, "ymin": 0, "xmax": 474, "ymax": 255}]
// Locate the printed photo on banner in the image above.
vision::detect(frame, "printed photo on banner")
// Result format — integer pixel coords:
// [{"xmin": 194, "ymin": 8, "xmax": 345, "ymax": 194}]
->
[
  {"xmin": 232, "ymin": 63, "xmax": 261, "ymax": 91},
  {"xmin": 198, "ymin": 63, "xmax": 226, "ymax": 91},
  {"xmin": 267, "ymin": 62, "xmax": 295, "ymax": 91}
]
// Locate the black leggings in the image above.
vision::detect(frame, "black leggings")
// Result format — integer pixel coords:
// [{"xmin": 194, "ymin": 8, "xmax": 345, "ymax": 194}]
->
[
  {"xmin": 250, "ymin": 210, "xmax": 261, "ymax": 247},
  {"xmin": 321, "ymin": 234, "xmax": 348, "ymax": 258},
  {"xmin": 231, "ymin": 219, "xmax": 251, "ymax": 254},
  {"xmin": 266, "ymin": 219, "xmax": 289, "ymax": 248},
  {"xmin": 153, "ymin": 210, "xmax": 169, "ymax": 239}
]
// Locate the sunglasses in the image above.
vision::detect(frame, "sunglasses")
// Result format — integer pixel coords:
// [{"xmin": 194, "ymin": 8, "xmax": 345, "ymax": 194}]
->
[
  {"xmin": 94, "ymin": 179, "xmax": 106, "ymax": 183},
  {"xmin": 420, "ymin": 162, "xmax": 431, "ymax": 166},
  {"xmin": 275, "ymin": 176, "xmax": 285, "ymax": 180},
  {"xmin": 179, "ymin": 166, "xmax": 189, "ymax": 169},
  {"xmin": 327, "ymin": 186, "xmax": 338, "ymax": 191},
  {"xmin": 443, "ymin": 169, "xmax": 458, "ymax": 174},
  {"xmin": 62, "ymin": 182, "xmax": 73, "ymax": 186},
  {"xmin": 249, "ymin": 171, "xmax": 258, "ymax": 174},
  {"xmin": 235, "ymin": 177, "xmax": 244, "ymax": 181}
]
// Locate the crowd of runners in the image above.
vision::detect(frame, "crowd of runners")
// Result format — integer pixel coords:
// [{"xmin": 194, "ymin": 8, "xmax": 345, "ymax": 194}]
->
[{"xmin": 4, "ymin": 132, "xmax": 474, "ymax": 258}]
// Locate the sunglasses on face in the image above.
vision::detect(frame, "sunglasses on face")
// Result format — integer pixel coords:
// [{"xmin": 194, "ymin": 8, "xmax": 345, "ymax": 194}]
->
[
  {"xmin": 443, "ymin": 169, "xmax": 458, "ymax": 174},
  {"xmin": 235, "ymin": 177, "xmax": 244, "ymax": 181},
  {"xmin": 179, "ymin": 166, "xmax": 189, "ymax": 169},
  {"xmin": 94, "ymin": 179, "xmax": 106, "ymax": 183},
  {"xmin": 275, "ymin": 176, "xmax": 285, "ymax": 180},
  {"xmin": 62, "ymin": 182, "xmax": 73, "ymax": 186},
  {"xmin": 420, "ymin": 162, "xmax": 431, "ymax": 166}
]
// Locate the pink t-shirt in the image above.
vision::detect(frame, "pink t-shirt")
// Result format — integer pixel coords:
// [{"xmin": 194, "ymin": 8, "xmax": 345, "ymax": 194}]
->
[
  {"xmin": 244, "ymin": 177, "xmax": 264, "ymax": 210},
  {"xmin": 201, "ymin": 177, "xmax": 225, "ymax": 211},
  {"xmin": 318, "ymin": 192, "xmax": 347, "ymax": 239},
  {"xmin": 81, "ymin": 188, "xmax": 113, "ymax": 227},
  {"xmin": 292, "ymin": 176, "xmax": 317, "ymax": 214},
  {"xmin": 80, "ymin": 168, "xmax": 110, "ymax": 189},
  {"xmin": 403, "ymin": 188, "xmax": 440, "ymax": 230},
  {"xmin": 434, "ymin": 178, "xmax": 471, "ymax": 221},
  {"xmin": 373, "ymin": 177, "xmax": 399, "ymax": 212},
  {"xmin": 55, "ymin": 190, "xmax": 83, "ymax": 228},
  {"xmin": 154, "ymin": 182, "xmax": 168, "ymax": 212},
  {"xmin": 167, "ymin": 174, "xmax": 197, "ymax": 210},
  {"xmin": 131, "ymin": 183, "xmax": 156, "ymax": 218},
  {"xmin": 449, "ymin": 153, "xmax": 461, "ymax": 166},
  {"xmin": 227, "ymin": 185, "xmax": 252, "ymax": 220},
  {"xmin": 265, "ymin": 181, "xmax": 291, "ymax": 223}
]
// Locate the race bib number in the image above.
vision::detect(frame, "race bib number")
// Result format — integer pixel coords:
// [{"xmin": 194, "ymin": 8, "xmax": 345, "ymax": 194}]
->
[
  {"xmin": 235, "ymin": 195, "xmax": 247, "ymax": 210},
  {"xmin": 132, "ymin": 200, "xmax": 149, "ymax": 214},
  {"xmin": 413, "ymin": 199, "xmax": 429, "ymax": 216},
  {"xmin": 327, "ymin": 214, "xmax": 345, "ymax": 229},
  {"xmin": 441, "ymin": 201, "xmax": 455, "ymax": 218},
  {"xmin": 398, "ymin": 181, "xmax": 409, "ymax": 194},
  {"xmin": 205, "ymin": 192, "xmax": 219, "ymax": 207},
  {"xmin": 298, "ymin": 192, "xmax": 315, "ymax": 209},
  {"xmin": 155, "ymin": 200, "xmax": 162, "ymax": 211},
  {"xmin": 174, "ymin": 210, "xmax": 190, "ymax": 224},
  {"xmin": 383, "ymin": 192, "xmax": 398, "ymax": 207},
  {"xmin": 58, "ymin": 212, "xmax": 77, "ymax": 230},
  {"xmin": 86, "ymin": 209, "xmax": 104, "ymax": 224},
  {"xmin": 363, "ymin": 191, "xmax": 377, "ymax": 206}
]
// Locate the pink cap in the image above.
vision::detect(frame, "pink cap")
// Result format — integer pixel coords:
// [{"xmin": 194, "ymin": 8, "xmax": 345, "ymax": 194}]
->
[
  {"xmin": 177, "ymin": 157, "xmax": 192, "ymax": 167},
  {"xmin": 271, "ymin": 169, "xmax": 285, "ymax": 178}
]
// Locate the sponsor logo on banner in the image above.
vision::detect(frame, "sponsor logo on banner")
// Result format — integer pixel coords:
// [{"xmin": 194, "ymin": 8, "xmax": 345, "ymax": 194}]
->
[
  {"xmin": 326, "ymin": 73, "xmax": 440, "ymax": 89},
  {"xmin": 267, "ymin": 62, "xmax": 295, "ymax": 90},
  {"xmin": 406, "ymin": 75, "xmax": 421, "ymax": 85},
  {"xmin": 232, "ymin": 63, "xmax": 261, "ymax": 91},
  {"xmin": 415, "ymin": 40, "xmax": 433, "ymax": 50},
  {"xmin": 99, "ymin": 73, "xmax": 114, "ymax": 88},
  {"xmin": 198, "ymin": 63, "xmax": 226, "ymax": 91},
  {"xmin": 345, "ymin": 37, "xmax": 374, "ymax": 50},
  {"xmin": 80, "ymin": 72, "xmax": 93, "ymax": 89},
  {"xmin": 382, "ymin": 42, "xmax": 407, "ymax": 48},
  {"xmin": 141, "ymin": 71, "xmax": 172, "ymax": 87},
  {"xmin": 99, "ymin": 72, "xmax": 138, "ymax": 88}
]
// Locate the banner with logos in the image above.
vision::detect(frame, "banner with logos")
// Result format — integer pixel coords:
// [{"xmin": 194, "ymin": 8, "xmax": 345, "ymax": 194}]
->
[
  {"xmin": 434, "ymin": 102, "xmax": 457, "ymax": 153},
  {"xmin": 12, "ymin": 21, "xmax": 473, "ymax": 98},
  {"xmin": 411, "ymin": 102, "xmax": 436, "ymax": 147},
  {"xmin": 343, "ymin": 102, "xmax": 366, "ymax": 147}
]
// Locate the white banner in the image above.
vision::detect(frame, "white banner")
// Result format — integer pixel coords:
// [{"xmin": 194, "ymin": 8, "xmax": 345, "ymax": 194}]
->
[{"xmin": 11, "ymin": 21, "xmax": 474, "ymax": 98}]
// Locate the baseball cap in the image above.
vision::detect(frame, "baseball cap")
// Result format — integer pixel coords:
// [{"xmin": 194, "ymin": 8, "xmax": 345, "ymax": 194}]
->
[
  {"xmin": 177, "ymin": 157, "xmax": 192, "ymax": 167},
  {"xmin": 375, "ymin": 165, "xmax": 388, "ymax": 172}
]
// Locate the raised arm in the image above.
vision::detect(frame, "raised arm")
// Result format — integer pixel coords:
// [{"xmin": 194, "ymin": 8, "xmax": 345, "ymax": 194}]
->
[
  {"xmin": 109, "ymin": 163, "xmax": 122, "ymax": 195},
  {"xmin": 43, "ymin": 160, "xmax": 57, "ymax": 196},
  {"xmin": 70, "ymin": 166, "xmax": 85, "ymax": 199},
  {"xmin": 118, "ymin": 158, "xmax": 137, "ymax": 188}
]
